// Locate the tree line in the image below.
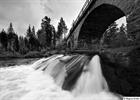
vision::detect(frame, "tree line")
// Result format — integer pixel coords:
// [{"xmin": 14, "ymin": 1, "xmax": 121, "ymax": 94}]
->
[
  {"xmin": 101, "ymin": 22, "xmax": 139, "ymax": 48},
  {"xmin": 77, "ymin": 21, "xmax": 140, "ymax": 50},
  {"xmin": 0, "ymin": 16, "xmax": 68, "ymax": 55}
]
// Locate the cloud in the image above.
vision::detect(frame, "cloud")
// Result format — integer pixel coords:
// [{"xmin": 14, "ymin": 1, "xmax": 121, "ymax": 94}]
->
[
  {"xmin": 40, "ymin": 0, "xmax": 85, "ymax": 29},
  {"xmin": 0, "ymin": 0, "xmax": 45, "ymax": 36},
  {"xmin": 0, "ymin": 0, "xmax": 85, "ymax": 36}
]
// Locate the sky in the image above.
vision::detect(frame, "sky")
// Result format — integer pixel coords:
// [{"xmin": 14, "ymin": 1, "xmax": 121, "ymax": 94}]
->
[
  {"xmin": 0, "ymin": 0, "xmax": 85, "ymax": 36},
  {"xmin": 0, "ymin": 0, "xmax": 126, "ymax": 36}
]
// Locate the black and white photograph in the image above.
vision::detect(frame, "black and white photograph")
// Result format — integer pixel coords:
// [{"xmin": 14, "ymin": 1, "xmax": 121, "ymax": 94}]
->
[{"xmin": 0, "ymin": 0, "xmax": 140, "ymax": 100}]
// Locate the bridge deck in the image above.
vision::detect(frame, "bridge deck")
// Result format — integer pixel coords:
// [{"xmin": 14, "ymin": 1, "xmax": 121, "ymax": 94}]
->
[{"xmin": 67, "ymin": 0, "xmax": 96, "ymax": 39}]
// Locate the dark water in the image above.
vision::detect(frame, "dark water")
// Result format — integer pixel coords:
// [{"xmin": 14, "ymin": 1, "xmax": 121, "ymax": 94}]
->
[{"xmin": 0, "ymin": 58, "xmax": 39, "ymax": 68}]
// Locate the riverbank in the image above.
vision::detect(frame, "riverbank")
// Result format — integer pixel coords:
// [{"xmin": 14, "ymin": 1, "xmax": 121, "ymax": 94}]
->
[
  {"xmin": 0, "ymin": 50, "xmax": 62, "ymax": 67},
  {"xmin": 0, "ymin": 50, "xmax": 60, "ymax": 59},
  {"xmin": 0, "ymin": 46, "xmax": 136, "ymax": 60},
  {"xmin": 0, "ymin": 46, "xmax": 138, "ymax": 68}
]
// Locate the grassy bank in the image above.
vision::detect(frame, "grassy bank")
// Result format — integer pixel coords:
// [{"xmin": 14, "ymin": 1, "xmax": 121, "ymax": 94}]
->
[{"xmin": 0, "ymin": 49, "xmax": 62, "ymax": 59}]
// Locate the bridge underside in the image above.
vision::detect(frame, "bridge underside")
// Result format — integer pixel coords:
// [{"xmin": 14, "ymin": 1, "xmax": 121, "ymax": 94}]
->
[{"xmin": 78, "ymin": 4, "xmax": 125, "ymax": 45}]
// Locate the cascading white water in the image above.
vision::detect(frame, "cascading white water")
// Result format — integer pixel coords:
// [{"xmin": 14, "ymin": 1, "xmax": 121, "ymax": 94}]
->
[
  {"xmin": 0, "ymin": 55, "xmax": 120, "ymax": 100},
  {"xmin": 72, "ymin": 55, "xmax": 108, "ymax": 95}
]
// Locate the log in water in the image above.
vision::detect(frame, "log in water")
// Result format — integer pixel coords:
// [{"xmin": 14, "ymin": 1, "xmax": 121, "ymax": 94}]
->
[{"xmin": 0, "ymin": 54, "xmax": 120, "ymax": 100}]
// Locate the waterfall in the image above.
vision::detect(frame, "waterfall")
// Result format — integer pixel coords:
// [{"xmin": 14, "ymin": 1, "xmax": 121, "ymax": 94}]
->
[
  {"xmin": 72, "ymin": 55, "xmax": 108, "ymax": 95},
  {"xmin": 0, "ymin": 54, "xmax": 120, "ymax": 100}
]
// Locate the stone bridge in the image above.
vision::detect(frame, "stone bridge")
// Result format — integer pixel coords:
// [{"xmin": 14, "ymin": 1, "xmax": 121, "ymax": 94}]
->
[{"xmin": 67, "ymin": 0, "xmax": 140, "ymax": 49}]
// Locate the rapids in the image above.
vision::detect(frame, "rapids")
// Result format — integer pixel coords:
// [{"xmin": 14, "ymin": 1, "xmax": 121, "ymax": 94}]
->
[{"xmin": 0, "ymin": 55, "xmax": 121, "ymax": 100}]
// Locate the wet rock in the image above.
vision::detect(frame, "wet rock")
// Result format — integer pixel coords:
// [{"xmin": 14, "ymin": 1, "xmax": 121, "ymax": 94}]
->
[
  {"xmin": 101, "ymin": 47, "xmax": 140, "ymax": 96},
  {"xmin": 62, "ymin": 55, "xmax": 89, "ymax": 91}
]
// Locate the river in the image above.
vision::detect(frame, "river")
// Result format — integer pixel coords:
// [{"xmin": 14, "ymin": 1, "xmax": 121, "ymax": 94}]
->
[{"xmin": 0, "ymin": 54, "xmax": 121, "ymax": 100}]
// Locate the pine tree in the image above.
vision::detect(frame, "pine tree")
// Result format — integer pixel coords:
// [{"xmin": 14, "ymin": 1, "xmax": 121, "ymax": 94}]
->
[
  {"xmin": 32, "ymin": 26, "xmax": 36, "ymax": 37},
  {"xmin": 51, "ymin": 26, "xmax": 56, "ymax": 48},
  {"xmin": 41, "ymin": 16, "xmax": 51, "ymax": 30},
  {"xmin": 102, "ymin": 22, "xmax": 118, "ymax": 46},
  {"xmin": 37, "ymin": 16, "xmax": 55, "ymax": 49},
  {"xmin": 0, "ymin": 29, "xmax": 8, "ymax": 50},
  {"xmin": 19, "ymin": 36, "xmax": 29, "ymax": 54},
  {"xmin": 37, "ymin": 29, "xmax": 46, "ymax": 48},
  {"xmin": 26, "ymin": 26, "xmax": 40, "ymax": 51},
  {"xmin": 7, "ymin": 22, "xmax": 14, "ymax": 34},
  {"xmin": 42, "ymin": 16, "xmax": 53, "ymax": 47},
  {"xmin": 13, "ymin": 33, "xmax": 19, "ymax": 52},
  {"xmin": 7, "ymin": 23, "xmax": 19, "ymax": 52},
  {"xmin": 57, "ymin": 17, "xmax": 68, "ymax": 40},
  {"xmin": 26, "ymin": 25, "xmax": 32, "ymax": 39}
]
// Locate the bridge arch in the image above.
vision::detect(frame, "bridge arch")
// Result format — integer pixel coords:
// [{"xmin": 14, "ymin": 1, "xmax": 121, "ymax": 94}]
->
[{"xmin": 78, "ymin": 4, "xmax": 125, "ymax": 45}]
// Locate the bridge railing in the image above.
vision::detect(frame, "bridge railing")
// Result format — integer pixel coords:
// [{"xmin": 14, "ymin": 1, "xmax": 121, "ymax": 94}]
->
[
  {"xmin": 68, "ymin": 0, "xmax": 93, "ymax": 37},
  {"xmin": 75, "ymin": 0, "xmax": 92, "ymax": 24}
]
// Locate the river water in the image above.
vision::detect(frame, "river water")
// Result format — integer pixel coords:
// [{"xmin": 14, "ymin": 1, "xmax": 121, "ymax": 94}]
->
[{"xmin": 0, "ymin": 54, "xmax": 120, "ymax": 100}]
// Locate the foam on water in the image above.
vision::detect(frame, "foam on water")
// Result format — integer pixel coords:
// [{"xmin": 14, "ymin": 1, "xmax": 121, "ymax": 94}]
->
[
  {"xmin": 72, "ymin": 55, "xmax": 109, "ymax": 95},
  {"xmin": 0, "ymin": 55, "xmax": 120, "ymax": 100}
]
